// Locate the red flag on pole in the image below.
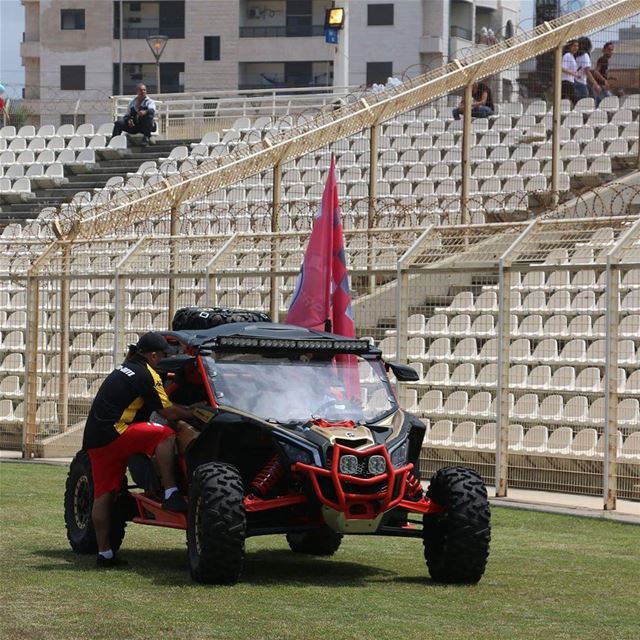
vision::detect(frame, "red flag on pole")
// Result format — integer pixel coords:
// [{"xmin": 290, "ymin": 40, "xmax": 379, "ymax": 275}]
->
[{"xmin": 286, "ymin": 154, "xmax": 355, "ymax": 338}]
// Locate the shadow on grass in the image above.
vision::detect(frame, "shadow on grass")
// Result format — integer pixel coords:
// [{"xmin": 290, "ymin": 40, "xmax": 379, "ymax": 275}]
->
[
  {"xmin": 31, "ymin": 548, "xmax": 398, "ymax": 587},
  {"xmin": 241, "ymin": 549, "xmax": 392, "ymax": 586}
]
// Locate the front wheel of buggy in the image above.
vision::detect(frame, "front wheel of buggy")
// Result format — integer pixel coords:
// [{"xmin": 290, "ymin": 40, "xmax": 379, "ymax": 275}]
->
[
  {"xmin": 422, "ymin": 466, "xmax": 491, "ymax": 584},
  {"xmin": 187, "ymin": 463, "xmax": 246, "ymax": 584},
  {"xmin": 64, "ymin": 450, "xmax": 127, "ymax": 554},
  {"xmin": 286, "ymin": 526, "xmax": 343, "ymax": 556}
]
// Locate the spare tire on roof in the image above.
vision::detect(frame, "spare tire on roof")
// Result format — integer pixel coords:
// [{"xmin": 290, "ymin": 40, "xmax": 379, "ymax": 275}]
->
[{"xmin": 172, "ymin": 307, "xmax": 271, "ymax": 331}]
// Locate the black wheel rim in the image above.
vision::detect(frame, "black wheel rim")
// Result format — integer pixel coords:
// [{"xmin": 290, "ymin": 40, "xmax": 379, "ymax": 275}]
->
[{"xmin": 74, "ymin": 475, "xmax": 92, "ymax": 530}]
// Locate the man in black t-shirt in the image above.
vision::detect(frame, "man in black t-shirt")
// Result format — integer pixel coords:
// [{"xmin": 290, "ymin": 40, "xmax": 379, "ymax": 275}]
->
[
  {"xmin": 453, "ymin": 82, "xmax": 495, "ymax": 120},
  {"xmin": 594, "ymin": 42, "xmax": 614, "ymax": 105},
  {"xmin": 83, "ymin": 332, "xmax": 193, "ymax": 568}
]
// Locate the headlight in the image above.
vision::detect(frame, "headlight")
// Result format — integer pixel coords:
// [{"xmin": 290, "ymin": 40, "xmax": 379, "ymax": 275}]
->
[
  {"xmin": 367, "ymin": 455, "xmax": 387, "ymax": 475},
  {"xmin": 389, "ymin": 441, "xmax": 408, "ymax": 467},
  {"xmin": 339, "ymin": 454, "xmax": 359, "ymax": 475}
]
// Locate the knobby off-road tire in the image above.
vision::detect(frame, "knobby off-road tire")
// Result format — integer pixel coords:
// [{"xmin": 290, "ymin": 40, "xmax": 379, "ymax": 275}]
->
[
  {"xmin": 422, "ymin": 466, "xmax": 491, "ymax": 584},
  {"xmin": 286, "ymin": 526, "xmax": 343, "ymax": 556},
  {"xmin": 64, "ymin": 450, "xmax": 127, "ymax": 554},
  {"xmin": 187, "ymin": 462, "xmax": 246, "ymax": 584},
  {"xmin": 172, "ymin": 307, "xmax": 270, "ymax": 331}
]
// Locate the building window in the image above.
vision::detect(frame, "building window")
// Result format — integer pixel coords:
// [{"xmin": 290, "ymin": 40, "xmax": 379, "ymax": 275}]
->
[
  {"xmin": 367, "ymin": 4, "xmax": 394, "ymax": 26},
  {"xmin": 366, "ymin": 61, "xmax": 393, "ymax": 86},
  {"xmin": 60, "ymin": 66, "xmax": 85, "ymax": 90},
  {"xmin": 286, "ymin": 0, "xmax": 313, "ymax": 37},
  {"xmin": 113, "ymin": 1, "xmax": 185, "ymax": 39},
  {"xmin": 204, "ymin": 36, "xmax": 220, "ymax": 61},
  {"xmin": 61, "ymin": 9, "xmax": 85, "ymax": 30},
  {"xmin": 60, "ymin": 114, "xmax": 86, "ymax": 126}
]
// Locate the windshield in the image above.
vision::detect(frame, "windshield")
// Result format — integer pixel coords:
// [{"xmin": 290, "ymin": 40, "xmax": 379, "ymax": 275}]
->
[{"xmin": 204, "ymin": 354, "xmax": 397, "ymax": 424}]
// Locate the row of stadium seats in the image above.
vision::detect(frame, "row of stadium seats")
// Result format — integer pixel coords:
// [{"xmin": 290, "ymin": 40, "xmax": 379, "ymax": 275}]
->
[
  {"xmin": 422, "ymin": 420, "xmax": 639, "ymax": 460},
  {"xmin": 411, "ymin": 389, "xmax": 639, "ymax": 426},
  {"xmin": 0, "ymin": 134, "xmax": 126, "ymax": 156},
  {"xmin": 380, "ymin": 336, "xmax": 638, "ymax": 365},
  {"xmin": 0, "ymin": 122, "xmax": 113, "ymax": 141},
  {"xmin": 432, "ymin": 289, "xmax": 639, "ymax": 314},
  {"xmin": 398, "ymin": 312, "xmax": 640, "ymax": 339},
  {"xmin": 409, "ymin": 361, "xmax": 640, "ymax": 395}
]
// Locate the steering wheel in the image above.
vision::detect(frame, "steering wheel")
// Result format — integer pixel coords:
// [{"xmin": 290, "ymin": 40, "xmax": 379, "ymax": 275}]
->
[{"xmin": 313, "ymin": 397, "xmax": 363, "ymax": 420}]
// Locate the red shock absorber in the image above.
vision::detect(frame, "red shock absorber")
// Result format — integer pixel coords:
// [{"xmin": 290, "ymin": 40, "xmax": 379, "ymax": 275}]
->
[
  {"xmin": 250, "ymin": 454, "xmax": 285, "ymax": 497},
  {"xmin": 405, "ymin": 473, "xmax": 423, "ymax": 499}
]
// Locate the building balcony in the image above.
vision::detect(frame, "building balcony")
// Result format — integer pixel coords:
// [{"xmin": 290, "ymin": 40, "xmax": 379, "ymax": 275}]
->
[
  {"xmin": 113, "ymin": 26, "xmax": 184, "ymax": 39},
  {"xmin": 239, "ymin": 24, "xmax": 325, "ymax": 38},
  {"xmin": 450, "ymin": 25, "xmax": 473, "ymax": 41},
  {"xmin": 20, "ymin": 40, "xmax": 40, "ymax": 59},
  {"xmin": 475, "ymin": 0, "xmax": 498, "ymax": 10}
]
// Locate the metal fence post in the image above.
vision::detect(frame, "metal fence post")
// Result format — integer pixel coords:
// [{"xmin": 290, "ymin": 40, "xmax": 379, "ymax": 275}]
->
[
  {"xmin": 396, "ymin": 264, "xmax": 409, "ymax": 365},
  {"xmin": 495, "ymin": 262, "xmax": 512, "ymax": 497},
  {"xmin": 24, "ymin": 274, "xmax": 40, "ymax": 458},
  {"xmin": 270, "ymin": 163, "xmax": 282, "ymax": 321},
  {"xmin": 113, "ymin": 270, "xmax": 125, "ymax": 363},
  {"xmin": 551, "ymin": 44, "xmax": 562, "ymax": 205},
  {"xmin": 460, "ymin": 81, "xmax": 473, "ymax": 226},
  {"xmin": 58, "ymin": 244, "xmax": 71, "ymax": 433},
  {"xmin": 394, "ymin": 261, "xmax": 410, "ymax": 407},
  {"xmin": 603, "ymin": 256, "xmax": 620, "ymax": 510},
  {"xmin": 368, "ymin": 124, "xmax": 380, "ymax": 293},
  {"xmin": 168, "ymin": 205, "xmax": 179, "ymax": 326}
]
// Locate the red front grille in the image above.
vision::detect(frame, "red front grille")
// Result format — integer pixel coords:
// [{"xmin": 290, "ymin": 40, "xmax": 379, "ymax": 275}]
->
[{"xmin": 293, "ymin": 443, "xmax": 413, "ymax": 520}]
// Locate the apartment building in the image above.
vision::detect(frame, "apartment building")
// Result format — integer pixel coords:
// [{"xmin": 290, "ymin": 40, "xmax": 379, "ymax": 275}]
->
[{"xmin": 21, "ymin": 0, "xmax": 519, "ymax": 126}]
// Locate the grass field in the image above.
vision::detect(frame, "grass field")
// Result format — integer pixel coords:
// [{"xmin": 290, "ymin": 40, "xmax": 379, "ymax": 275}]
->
[{"xmin": 1, "ymin": 462, "xmax": 638, "ymax": 640}]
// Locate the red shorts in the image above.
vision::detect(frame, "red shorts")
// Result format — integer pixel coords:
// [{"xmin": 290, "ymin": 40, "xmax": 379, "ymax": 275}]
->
[{"xmin": 87, "ymin": 422, "xmax": 175, "ymax": 498}]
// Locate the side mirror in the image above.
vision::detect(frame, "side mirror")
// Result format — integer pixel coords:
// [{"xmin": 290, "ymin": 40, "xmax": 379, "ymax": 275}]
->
[
  {"xmin": 387, "ymin": 362, "xmax": 420, "ymax": 382},
  {"xmin": 156, "ymin": 354, "xmax": 196, "ymax": 373}
]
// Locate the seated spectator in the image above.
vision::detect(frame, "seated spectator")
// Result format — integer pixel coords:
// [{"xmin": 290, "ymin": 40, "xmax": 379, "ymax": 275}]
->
[
  {"xmin": 452, "ymin": 82, "xmax": 494, "ymax": 120},
  {"xmin": 111, "ymin": 83, "xmax": 156, "ymax": 145}
]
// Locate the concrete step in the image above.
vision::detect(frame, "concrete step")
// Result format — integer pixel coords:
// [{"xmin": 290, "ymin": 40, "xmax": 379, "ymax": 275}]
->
[{"xmin": 39, "ymin": 422, "xmax": 84, "ymax": 458}]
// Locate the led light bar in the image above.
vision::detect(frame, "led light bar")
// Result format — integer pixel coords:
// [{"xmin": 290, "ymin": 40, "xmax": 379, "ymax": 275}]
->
[{"xmin": 215, "ymin": 336, "xmax": 371, "ymax": 353}]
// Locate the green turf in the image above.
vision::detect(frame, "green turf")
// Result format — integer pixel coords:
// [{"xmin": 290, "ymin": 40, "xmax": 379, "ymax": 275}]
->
[{"xmin": 1, "ymin": 462, "xmax": 638, "ymax": 640}]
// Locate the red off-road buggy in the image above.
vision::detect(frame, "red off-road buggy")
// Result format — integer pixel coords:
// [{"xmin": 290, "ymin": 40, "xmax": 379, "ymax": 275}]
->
[{"xmin": 64, "ymin": 308, "xmax": 490, "ymax": 584}]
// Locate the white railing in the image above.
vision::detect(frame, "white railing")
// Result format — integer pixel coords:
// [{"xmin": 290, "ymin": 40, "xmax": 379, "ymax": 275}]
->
[{"xmin": 111, "ymin": 86, "xmax": 359, "ymax": 139}]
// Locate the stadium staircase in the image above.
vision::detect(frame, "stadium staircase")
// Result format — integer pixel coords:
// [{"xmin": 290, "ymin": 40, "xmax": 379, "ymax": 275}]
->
[{"xmin": 0, "ymin": 138, "xmax": 198, "ymax": 226}]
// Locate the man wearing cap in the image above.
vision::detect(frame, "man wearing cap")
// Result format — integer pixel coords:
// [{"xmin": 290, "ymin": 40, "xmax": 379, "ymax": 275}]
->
[{"xmin": 83, "ymin": 331, "xmax": 193, "ymax": 568}]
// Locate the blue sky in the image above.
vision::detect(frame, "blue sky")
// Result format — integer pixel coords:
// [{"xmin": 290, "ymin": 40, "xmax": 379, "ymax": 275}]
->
[{"xmin": 1, "ymin": 0, "xmax": 25, "ymax": 97}]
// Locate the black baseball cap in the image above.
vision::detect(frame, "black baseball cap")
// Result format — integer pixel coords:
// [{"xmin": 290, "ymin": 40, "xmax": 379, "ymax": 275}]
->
[{"xmin": 135, "ymin": 331, "xmax": 171, "ymax": 354}]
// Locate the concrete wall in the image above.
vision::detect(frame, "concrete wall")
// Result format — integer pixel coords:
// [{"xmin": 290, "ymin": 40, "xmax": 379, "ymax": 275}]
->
[{"xmin": 347, "ymin": 0, "xmax": 424, "ymax": 86}]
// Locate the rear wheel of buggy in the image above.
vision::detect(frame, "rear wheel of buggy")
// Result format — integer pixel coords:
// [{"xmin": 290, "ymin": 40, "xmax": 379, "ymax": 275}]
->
[
  {"xmin": 64, "ymin": 450, "xmax": 128, "ymax": 554},
  {"xmin": 286, "ymin": 526, "xmax": 343, "ymax": 556},
  {"xmin": 422, "ymin": 466, "xmax": 491, "ymax": 584},
  {"xmin": 187, "ymin": 462, "xmax": 246, "ymax": 584}
]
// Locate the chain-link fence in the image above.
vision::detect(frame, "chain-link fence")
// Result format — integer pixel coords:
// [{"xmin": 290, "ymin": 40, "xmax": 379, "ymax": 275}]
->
[{"xmin": 1, "ymin": 214, "xmax": 638, "ymax": 507}]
